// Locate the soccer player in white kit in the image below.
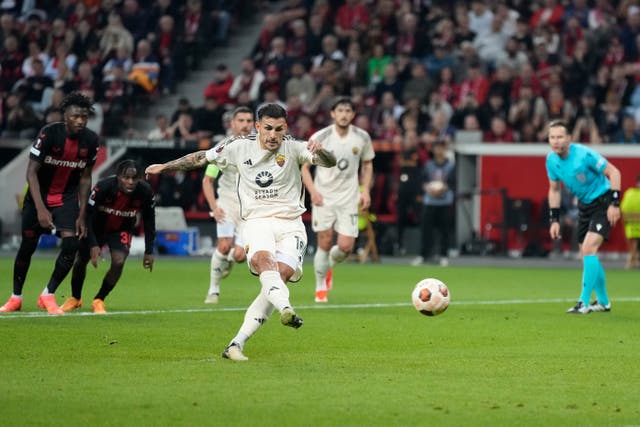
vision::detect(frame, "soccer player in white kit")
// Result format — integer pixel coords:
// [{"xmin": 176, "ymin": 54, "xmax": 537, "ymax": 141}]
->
[
  {"xmin": 301, "ymin": 97, "xmax": 374, "ymax": 303},
  {"xmin": 146, "ymin": 103, "xmax": 336, "ymax": 361},
  {"xmin": 202, "ymin": 106, "xmax": 254, "ymax": 304}
]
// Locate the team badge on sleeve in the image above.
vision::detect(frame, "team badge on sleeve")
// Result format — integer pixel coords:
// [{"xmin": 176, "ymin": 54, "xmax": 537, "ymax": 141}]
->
[{"xmin": 276, "ymin": 154, "xmax": 286, "ymax": 167}]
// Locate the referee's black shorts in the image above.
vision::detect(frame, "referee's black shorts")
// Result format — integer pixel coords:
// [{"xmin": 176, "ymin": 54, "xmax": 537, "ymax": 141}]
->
[{"xmin": 577, "ymin": 192, "xmax": 612, "ymax": 243}]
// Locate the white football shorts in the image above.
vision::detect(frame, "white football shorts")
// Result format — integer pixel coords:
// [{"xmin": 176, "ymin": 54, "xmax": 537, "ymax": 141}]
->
[
  {"xmin": 311, "ymin": 202, "xmax": 359, "ymax": 237},
  {"xmin": 242, "ymin": 217, "xmax": 307, "ymax": 282}
]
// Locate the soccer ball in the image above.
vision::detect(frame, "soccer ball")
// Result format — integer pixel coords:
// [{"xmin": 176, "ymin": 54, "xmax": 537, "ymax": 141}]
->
[{"xmin": 411, "ymin": 278, "xmax": 450, "ymax": 316}]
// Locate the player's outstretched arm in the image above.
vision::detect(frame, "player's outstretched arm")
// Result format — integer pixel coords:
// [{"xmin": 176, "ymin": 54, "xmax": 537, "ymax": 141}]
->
[
  {"xmin": 145, "ymin": 150, "xmax": 209, "ymax": 175},
  {"xmin": 307, "ymin": 139, "xmax": 336, "ymax": 167}
]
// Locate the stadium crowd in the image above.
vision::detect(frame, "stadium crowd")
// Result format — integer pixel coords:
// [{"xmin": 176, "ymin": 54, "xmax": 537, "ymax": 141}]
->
[
  {"xmin": 142, "ymin": 0, "xmax": 640, "ymax": 218},
  {"xmin": 0, "ymin": 0, "xmax": 242, "ymax": 138},
  {"xmin": 4, "ymin": 0, "xmax": 640, "ymax": 251}
]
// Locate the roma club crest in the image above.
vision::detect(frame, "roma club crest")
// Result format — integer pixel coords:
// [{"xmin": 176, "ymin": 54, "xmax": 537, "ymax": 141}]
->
[
  {"xmin": 352, "ymin": 146, "xmax": 359, "ymax": 155},
  {"xmin": 276, "ymin": 154, "xmax": 286, "ymax": 167}
]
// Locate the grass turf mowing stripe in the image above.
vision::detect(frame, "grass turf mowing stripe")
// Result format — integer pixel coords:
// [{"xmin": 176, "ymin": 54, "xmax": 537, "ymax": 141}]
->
[{"xmin": 1, "ymin": 296, "xmax": 639, "ymax": 319}]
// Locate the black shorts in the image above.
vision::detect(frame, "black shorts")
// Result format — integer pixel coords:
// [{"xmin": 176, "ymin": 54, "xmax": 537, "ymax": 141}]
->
[
  {"xmin": 577, "ymin": 193, "xmax": 611, "ymax": 243},
  {"xmin": 79, "ymin": 231, "xmax": 132, "ymax": 257},
  {"xmin": 21, "ymin": 197, "xmax": 79, "ymax": 236}
]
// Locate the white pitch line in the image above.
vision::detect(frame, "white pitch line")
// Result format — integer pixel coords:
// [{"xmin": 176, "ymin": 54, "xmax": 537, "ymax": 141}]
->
[{"xmin": 1, "ymin": 297, "xmax": 639, "ymax": 320}]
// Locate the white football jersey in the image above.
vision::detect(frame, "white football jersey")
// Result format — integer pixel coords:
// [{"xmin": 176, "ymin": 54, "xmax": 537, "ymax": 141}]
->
[
  {"xmin": 310, "ymin": 124, "xmax": 375, "ymax": 206},
  {"xmin": 205, "ymin": 135, "xmax": 241, "ymax": 209},
  {"xmin": 205, "ymin": 134, "xmax": 314, "ymax": 220}
]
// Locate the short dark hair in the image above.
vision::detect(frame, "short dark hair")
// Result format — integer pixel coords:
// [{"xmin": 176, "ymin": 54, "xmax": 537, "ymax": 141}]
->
[
  {"xmin": 548, "ymin": 119, "xmax": 570, "ymax": 133},
  {"xmin": 232, "ymin": 106, "xmax": 254, "ymax": 118},
  {"xmin": 116, "ymin": 159, "xmax": 141, "ymax": 177},
  {"xmin": 59, "ymin": 91, "xmax": 95, "ymax": 114},
  {"xmin": 257, "ymin": 103, "xmax": 287, "ymax": 120},
  {"xmin": 331, "ymin": 96, "xmax": 355, "ymax": 111}
]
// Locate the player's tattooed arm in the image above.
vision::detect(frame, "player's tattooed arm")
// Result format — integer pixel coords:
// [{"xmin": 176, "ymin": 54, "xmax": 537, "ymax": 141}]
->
[
  {"xmin": 146, "ymin": 151, "xmax": 209, "ymax": 175},
  {"xmin": 163, "ymin": 150, "xmax": 208, "ymax": 171},
  {"xmin": 313, "ymin": 148, "xmax": 336, "ymax": 168}
]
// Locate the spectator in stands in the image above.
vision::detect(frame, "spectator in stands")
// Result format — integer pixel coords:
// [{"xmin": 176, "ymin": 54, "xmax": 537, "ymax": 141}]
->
[
  {"xmin": 229, "ymin": 57, "xmax": 264, "ymax": 104},
  {"xmin": 508, "ymin": 83, "xmax": 548, "ymax": 140},
  {"xmin": 286, "ymin": 18, "xmax": 308, "ymax": 59},
  {"xmin": 474, "ymin": 15, "xmax": 509, "ymax": 66},
  {"xmin": 396, "ymin": 129, "xmax": 424, "ymax": 255},
  {"xmin": 120, "ymin": 0, "xmax": 150, "ymax": 43},
  {"xmin": 424, "ymin": 40, "xmax": 457, "ymax": 79},
  {"xmin": 341, "ymin": 40, "xmax": 367, "ymax": 92},
  {"xmin": 290, "ymin": 112, "xmax": 316, "ymax": 140},
  {"xmin": 373, "ymin": 61, "xmax": 403, "ymax": 102},
  {"xmin": 396, "ymin": 12, "xmax": 430, "ymax": 58},
  {"xmin": 74, "ymin": 60, "xmax": 98, "ymax": 93},
  {"xmin": 483, "ymin": 116, "xmax": 515, "ymax": 143},
  {"xmin": 1, "ymin": 35, "xmax": 24, "ymax": 93},
  {"xmin": 152, "ymin": 14, "xmax": 181, "ymax": 94},
  {"xmin": 0, "ymin": 13, "xmax": 18, "ymax": 49},
  {"xmin": 168, "ymin": 111, "xmax": 197, "ymax": 141},
  {"xmin": 71, "ymin": 19, "xmax": 99, "ymax": 62},
  {"xmin": 312, "ymin": 34, "xmax": 344, "ymax": 80},
  {"xmin": 455, "ymin": 60, "xmax": 490, "ymax": 109},
  {"xmin": 264, "ymin": 36, "xmax": 293, "ymax": 79},
  {"xmin": 20, "ymin": 57, "xmax": 53, "ymax": 114},
  {"xmin": 101, "ymin": 64, "xmax": 133, "ymax": 136},
  {"xmin": 614, "ymin": 114, "xmax": 640, "ymax": 143},
  {"xmin": 148, "ymin": 113, "xmax": 171, "ymax": 140},
  {"xmin": 400, "ymin": 96, "xmax": 429, "ymax": 135},
  {"xmin": 285, "ymin": 60, "xmax": 316, "ymax": 104},
  {"xmin": 1, "ymin": 91, "xmax": 40, "ymax": 138},
  {"xmin": 468, "ymin": 0, "xmax": 493, "ymax": 38},
  {"xmin": 20, "ymin": 12, "xmax": 47, "ymax": 53},
  {"xmin": 208, "ymin": 1, "xmax": 233, "ymax": 47},
  {"xmin": 204, "ymin": 63, "xmax": 234, "ymax": 106},
  {"xmin": 102, "ymin": 46, "xmax": 133, "ymax": 80},
  {"xmin": 412, "ymin": 139, "xmax": 456, "ymax": 267},
  {"xmin": 306, "ymin": 12, "xmax": 327, "ymax": 58},
  {"xmin": 334, "ymin": 0, "xmax": 369, "ymax": 46},
  {"xmin": 563, "ymin": 38, "xmax": 591, "ymax": 102},
  {"xmin": 426, "ymin": 90, "xmax": 454, "ymax": 125},
  {"xmin": 477, "ymin": 90, "xmax": 509, "ymax": 131},
  {"xmin": 45, "ymin": 18, "xmax": 74, "ymax": 58},
  {"xmin": 251, "ymin": 13, "xmax": 282, "ymax": 67},
  {"xmin": 182, "ymin": 0, "xmax": 211, "ymax": 70},
  {"xmin": 45, "ymin": 42, "xmax": 77, "ymax": 81},
  {"xmin": 546, "ymin": 84, "xmax": 574, "ymax": 124},
  {"xmin": 193, "ymin": 95, "xmax": 226, "ymax": 139},
  {"xmin": 171, "ymin": 97, "xmax": 194, "ymax": 123},
  {"xmin": 423, "ymin": 110, "xmax": 456, "ymax": 147},
  {"xmin": 371, "ymin": 90, "xmax": 403, "ymax": 139},
  {"xmin": 401, "ymin": 62, "xmax": 432, "ymax": 105},
  {"xmin": 99, "ymin": 11, "xmax": 134, "ymax": 60},
  {"xmin": 22, "ymin": 40, "xmax": 49, "ymax": 78},
  {"xmin": 128, "ymin": 39, "xmax": 160, "ymax": 97}
]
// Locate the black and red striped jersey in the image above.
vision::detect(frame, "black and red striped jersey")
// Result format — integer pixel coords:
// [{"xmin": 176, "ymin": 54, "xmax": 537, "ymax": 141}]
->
[
  {"xmin": 28, "ymin": 122, "xmax": 100, "ymax": 207},
  {"xmin": 87, "ymin": 175, "xmax": 156, "ymax": 254}
]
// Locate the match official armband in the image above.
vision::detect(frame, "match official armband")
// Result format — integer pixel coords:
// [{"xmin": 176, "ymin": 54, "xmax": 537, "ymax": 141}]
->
[
  {"xmin": 549, "ymin": 208, "xmax": 560, "ymax": 223},
  {"xmin": 609, "ymin": 190, "xmax": 620, "ymax": 207}
]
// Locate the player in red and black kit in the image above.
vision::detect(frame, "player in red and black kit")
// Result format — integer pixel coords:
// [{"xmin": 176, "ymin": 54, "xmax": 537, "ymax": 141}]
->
[
  {"xmin": 61, "ymin": 159, "xmax": 156, "ymax": 314},
  {"xmin": 0, "ymin": 92, "xmax": 99, "ymax": 315}
]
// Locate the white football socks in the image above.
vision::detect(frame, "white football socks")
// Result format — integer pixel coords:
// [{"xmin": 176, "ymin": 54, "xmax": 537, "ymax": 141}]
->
[
  {"xmin": 259, "ymin": 270, "xmax": 290, "ymax": 312},
  {"xmin": 209, "ymin": 249, "xmax": 229, "ymax": 295},
  {"xmin": 329, "ymin": 245, "xmax": 348, "ymax": 267},
  {"xmin": 314, "ymin": 248, "xmax": 330, "ymax": 292},
  {"xmin": 231, "ymin": 291, "xmax": 275, "ymax": 348}
]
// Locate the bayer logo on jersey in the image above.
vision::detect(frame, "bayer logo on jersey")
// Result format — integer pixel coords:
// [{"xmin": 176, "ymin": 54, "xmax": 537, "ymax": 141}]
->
[{"xmin": 255, "ymin": 171, "xmax": 274, "ymax": 188}]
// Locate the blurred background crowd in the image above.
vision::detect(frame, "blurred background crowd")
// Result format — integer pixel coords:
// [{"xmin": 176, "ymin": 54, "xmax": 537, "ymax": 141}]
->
[{"xmin": 2, "ymin": 0, "xmax": 640, "ymax": 254}]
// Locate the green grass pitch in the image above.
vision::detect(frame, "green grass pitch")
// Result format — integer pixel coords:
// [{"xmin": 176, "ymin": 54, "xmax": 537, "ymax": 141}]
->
[{"xmin": 0, "ymin": 256, "xmax": 639, "ymax": 426}]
